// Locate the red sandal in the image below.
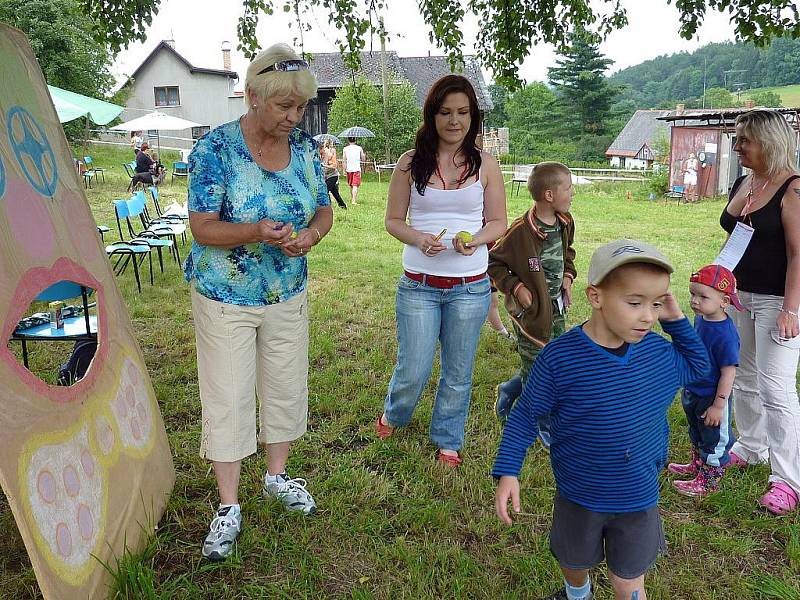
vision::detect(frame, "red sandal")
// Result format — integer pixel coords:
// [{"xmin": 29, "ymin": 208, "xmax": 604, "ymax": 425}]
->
[
  {"xmin": 758, "ymin": 482, "xmax": 799, "ymax": 516},
  {"xmin": 374, "ymin": 415, "xmax": 394, "ymax": 440},
  {"xmin": 436, "ymin": 450, "xmax": 462, "ymax": 468}
]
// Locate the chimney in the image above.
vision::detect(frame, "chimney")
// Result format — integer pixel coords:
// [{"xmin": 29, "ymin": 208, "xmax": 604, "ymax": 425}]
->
[
  {"xmin": 744, "ymin": 99, "xmax": 754, "ymax": 109},
  {"xmin": 221, "ymin": 40, "xmax": 231, "ymax": 71},
  {"xmin": 164, "ymin": 39, "xmax": 175, "ymax": 49},
  {"xmin": 676, "ymin": 103, "xmax": 685, "ymax": 114}
]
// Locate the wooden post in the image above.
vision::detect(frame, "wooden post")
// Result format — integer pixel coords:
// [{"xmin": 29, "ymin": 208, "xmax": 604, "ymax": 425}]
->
[{"xmin": 380, "ymin": 18, "xmax": 391, "ymax": 165}]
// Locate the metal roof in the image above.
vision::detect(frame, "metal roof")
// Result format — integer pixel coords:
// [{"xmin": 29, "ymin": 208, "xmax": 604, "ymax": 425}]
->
[
  {"xmin": 658, "ymin": 106, "xmax": 800, "ymax": 132},
  {"xmin": 605, "ymin": 109, "xmax": 671, "ymax": 157}
]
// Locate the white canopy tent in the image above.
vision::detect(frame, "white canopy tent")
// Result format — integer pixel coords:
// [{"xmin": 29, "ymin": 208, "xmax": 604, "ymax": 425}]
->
[{"xmin": 110, "ymin": 111, "xmax": 202, "ymax": 155}]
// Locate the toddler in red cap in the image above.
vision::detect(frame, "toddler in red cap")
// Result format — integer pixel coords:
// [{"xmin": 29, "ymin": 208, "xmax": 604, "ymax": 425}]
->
[{"xmin": 669, "ymin": 264, "xmax": 743, "ymax": 496}]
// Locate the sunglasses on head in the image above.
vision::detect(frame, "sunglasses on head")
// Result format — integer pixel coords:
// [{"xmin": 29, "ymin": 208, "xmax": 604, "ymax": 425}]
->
[{"xmin": 258, "ymin": 59, "xmax": 309, "ymax": 75}]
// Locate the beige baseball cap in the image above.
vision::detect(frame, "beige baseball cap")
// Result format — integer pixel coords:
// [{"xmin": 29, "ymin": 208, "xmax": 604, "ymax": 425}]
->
[{"xmin": 588, "ymin": 239, "xmax": 674, "ymax": 285}]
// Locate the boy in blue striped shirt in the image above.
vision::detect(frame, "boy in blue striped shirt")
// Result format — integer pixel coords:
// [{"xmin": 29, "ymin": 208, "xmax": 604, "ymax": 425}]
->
[{"xmin": 493, "ymin": 239, "xmax": 710, "ymax": 600}]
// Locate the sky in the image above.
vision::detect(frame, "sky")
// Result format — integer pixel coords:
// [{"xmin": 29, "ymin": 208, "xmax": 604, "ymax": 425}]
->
[{"xmin": 112, "ymin": 0, "xmax": 739, "ymax": 88}]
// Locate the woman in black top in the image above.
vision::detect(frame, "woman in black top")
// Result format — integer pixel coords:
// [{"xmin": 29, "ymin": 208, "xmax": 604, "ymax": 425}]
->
[
  {"xmin": 719, "ymin": 109, "xmax": 800, "ymax": 515},
  {"xmin": 133, "ymin": 142, "xmax": 156, "ymax": 186}
]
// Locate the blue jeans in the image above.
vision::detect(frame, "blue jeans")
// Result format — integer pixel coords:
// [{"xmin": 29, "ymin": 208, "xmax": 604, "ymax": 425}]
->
[
  {"xmin": 384, "ymin": 274, "xmax": 491, "ymax": 451},
  {"xmin": 682, "ymin": 389, "xmax": 735, "ymax": 467}
]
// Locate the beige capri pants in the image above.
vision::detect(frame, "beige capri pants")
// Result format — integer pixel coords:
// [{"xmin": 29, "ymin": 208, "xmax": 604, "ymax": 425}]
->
[{"xmin": 191, "ymin": 286, "xmax": 309, "ymax": 462}]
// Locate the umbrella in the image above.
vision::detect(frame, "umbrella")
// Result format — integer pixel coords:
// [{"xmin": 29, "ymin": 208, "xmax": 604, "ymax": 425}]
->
[
  {"xmin": 110, "ymin": 111, "xmax": 202, "ymax": 154},
  {"xmin": 47, "ymin": 85, "xmax": 123, "ymax": 125},
  {"xmin": 338, "ymin": 126, "xmax": 375, "ymax": 138},
  {"xmin": 313, "ymin": 133, "xmax": 341, "ymax": 145}
]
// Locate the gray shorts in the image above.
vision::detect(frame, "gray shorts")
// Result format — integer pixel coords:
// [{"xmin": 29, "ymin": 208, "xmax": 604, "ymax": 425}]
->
[{"xmin": 549, "ymin": 494, "xmax": 666, "ymax": 579}]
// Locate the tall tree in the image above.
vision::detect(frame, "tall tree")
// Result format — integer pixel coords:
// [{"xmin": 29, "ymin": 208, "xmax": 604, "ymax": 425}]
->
[
  {"xmin": 547, "ymin": 28, "xmax": 620, "ymax": 137},
  {"xmin": 485, "ymin": 84, "xmax": 509, "ymax": 130},
  {"xmin": 704, "ymin": 86, "xmax": 739, "ymax": 108},
  {"xmin": 748, "ymin": 89, "xmax": 783, "ymax": 107},
  {"xmin": 77, "ymin": 0, "xmax": 800, "ymax": 89},
  {"xmin": 326, "ymin": 76, "xmax": 421, "ymax": 162},
  {"xmin": 504, "ymin": 82, "xmax": 577, "ymax": 161},
  {"xmin": 0, "ymin": 0, "xmax": 114, "ymax": 99}
]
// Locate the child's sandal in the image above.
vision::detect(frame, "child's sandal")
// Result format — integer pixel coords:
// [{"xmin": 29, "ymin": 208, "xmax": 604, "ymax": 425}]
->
[
  {"xmin": 374, "ymin": 415, "xmax": 394, "ymax": 440},
  {"xmin": 758, "ymin": 482, "xmax": 799, "ymax": 516}
]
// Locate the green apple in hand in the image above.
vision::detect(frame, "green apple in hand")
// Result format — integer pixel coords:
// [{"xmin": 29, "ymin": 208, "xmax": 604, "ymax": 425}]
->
[{"xmin": 455, "ymin": 231, "xmax": 473, "ymax": 244}]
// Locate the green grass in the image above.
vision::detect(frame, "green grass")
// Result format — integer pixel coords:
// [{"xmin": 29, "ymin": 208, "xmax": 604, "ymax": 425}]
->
[
  {"xmin": 1, "ymin": 143, "xmax": 799, "ymax": 599},
  {"xmin": 742, "ymin": 83, "xmax": 800, "ymax": 108}
]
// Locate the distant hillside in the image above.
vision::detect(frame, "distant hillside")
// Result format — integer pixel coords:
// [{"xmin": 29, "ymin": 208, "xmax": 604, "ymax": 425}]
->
[
  {"xmin": 742, "ymin": 84, "xmax": 800, "ymax": 108},
  {"xmin": 610, "ymin": 38, "xmax": 800, "ymax": 109}
]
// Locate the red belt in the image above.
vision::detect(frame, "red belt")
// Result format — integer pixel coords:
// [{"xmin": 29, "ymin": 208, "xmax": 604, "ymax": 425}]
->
[{"xmin": 404, "ymin": 270, "xmax": 487, "ymax": 289}]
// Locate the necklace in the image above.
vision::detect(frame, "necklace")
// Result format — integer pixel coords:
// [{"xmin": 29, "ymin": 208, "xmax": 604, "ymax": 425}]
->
[
  {"xmin": 435, "ymin": 163, "xmax": 470, "ymax": 190},
  {"xmin": 741, "ymin": 174, "xmax": 770, "ymax": 218}
]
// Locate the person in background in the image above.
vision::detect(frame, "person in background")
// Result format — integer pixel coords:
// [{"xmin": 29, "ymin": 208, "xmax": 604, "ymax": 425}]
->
[
  {"xmin": 320, "ymin": 138, "xmax": 347, "ymax": 209},
  {"xmin": 343, "ymin": 137, "xmax": 366, "ymax": 205},
  {"xmin": 683, "ymin": 152, "xmax": 699, "ymax": 202},
  {"xmin": 719, "ymin": 109, "xmax": 800, "ymax": 515},
  {"xmin": 133, "ymin": 142, "xmax": 156, "ymax": 186},
  {"xmin": 131, "ymin": 130, "xmax": 143, "ymax": 156},
  {"xmin": 376, "ymin": 74, "xmax": 507, "ymax": 467},
  {"xmin": 185, "ymin": 42, "xmax": 332, "ymax": 561}
]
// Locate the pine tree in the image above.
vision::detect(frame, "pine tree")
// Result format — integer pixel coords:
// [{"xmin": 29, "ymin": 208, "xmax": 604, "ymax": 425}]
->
[{"xmin": 547, "ymin": 28, "xmax": 620, "ymax": 138}]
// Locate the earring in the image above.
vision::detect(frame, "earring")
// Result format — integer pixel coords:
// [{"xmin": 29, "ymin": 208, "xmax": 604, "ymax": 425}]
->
[{"xmin": 252, "ymin": 104, "xmax": 257, "ymax": 109}]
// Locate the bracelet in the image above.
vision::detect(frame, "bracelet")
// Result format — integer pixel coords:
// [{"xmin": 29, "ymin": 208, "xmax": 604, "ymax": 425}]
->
[
  {"xmin": 780, "ymin": 307, "xmax": 799, "ymax": 318},
  {"xmin": 311, "ymin": 227, "xmax": 322, "ymax": 243}
]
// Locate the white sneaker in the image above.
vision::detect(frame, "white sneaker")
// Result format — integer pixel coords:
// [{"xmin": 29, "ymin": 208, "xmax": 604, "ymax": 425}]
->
[
  {"xmin": 201, "ymin": 505, "xmax": 241, "ymax": 561},
  {"xmin": 263, "ymin": 472, "xmax": 317, "ymax": 515}
]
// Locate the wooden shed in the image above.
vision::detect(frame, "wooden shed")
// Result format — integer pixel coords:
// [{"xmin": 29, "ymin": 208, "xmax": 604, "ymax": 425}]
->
[{"xmin": 658, "ymin": 107, "xmax": 800, "ymax": 198}]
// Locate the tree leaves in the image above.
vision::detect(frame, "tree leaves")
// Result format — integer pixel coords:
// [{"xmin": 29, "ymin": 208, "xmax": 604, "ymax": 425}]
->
[
  {"xmin": 326, "ymin": 75, "xmax": 420, "ymax": 161},
  {"xmin": 76, "ymin": 0, "xmax": 800, "ymax": 90}
]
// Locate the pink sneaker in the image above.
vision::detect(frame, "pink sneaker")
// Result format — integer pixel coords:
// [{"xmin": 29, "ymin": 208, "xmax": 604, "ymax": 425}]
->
[
  {"xmin": 725, "ymin": 451, "xmax": 748, "ymax": 469},
  {"xmin": 668, "ymin": 448, "xmax": 700, "ymax": 476},
  {"xmin": 673, "ymin": 464, "xmax": 725, "ymax": 497},
  {"xmin": 758, "ymin": 482, "xmax": 799, "ymax": 516}
]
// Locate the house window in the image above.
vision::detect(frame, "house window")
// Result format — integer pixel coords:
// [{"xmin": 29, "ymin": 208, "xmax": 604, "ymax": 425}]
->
[
  {"xmin": 191, "ymin": 126, "xmax": 211, "ymax": 140},
  {"xmin": 154, "ymin": 86, "xmax": 180, "ymax": 107}
]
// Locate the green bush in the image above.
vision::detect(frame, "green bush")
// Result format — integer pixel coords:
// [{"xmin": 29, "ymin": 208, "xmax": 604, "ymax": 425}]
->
[{"xmin": 649, "ymin": 168, "xmax": 669, "ymax": 195}]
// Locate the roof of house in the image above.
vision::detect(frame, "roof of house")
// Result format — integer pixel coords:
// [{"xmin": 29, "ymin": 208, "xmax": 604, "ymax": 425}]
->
[
  {"xmin": 126, "ymin": 41, "xmax": 238, "ymax": 85},
  {"xmin": 307, "ymin": 52, "xmax": 493, "ymax": 111},
  {"xmin": 658, "ymin": 106, "xmax": 800, "ymax": 126},
  {"xmin": 606, "ymin": 109, "xmax": 671, "ymax": 157}
]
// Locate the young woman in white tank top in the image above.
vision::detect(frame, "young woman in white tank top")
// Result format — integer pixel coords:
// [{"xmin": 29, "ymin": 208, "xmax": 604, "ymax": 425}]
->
[{"xmin": 377, "ymin": 75, "xmax": 508, "ymax": 467}]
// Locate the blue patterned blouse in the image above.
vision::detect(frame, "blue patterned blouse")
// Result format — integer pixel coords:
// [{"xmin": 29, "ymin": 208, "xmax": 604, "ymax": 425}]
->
[{"xmin": 183, "ymin": 120, "xmax": 329, "ymax": 306}]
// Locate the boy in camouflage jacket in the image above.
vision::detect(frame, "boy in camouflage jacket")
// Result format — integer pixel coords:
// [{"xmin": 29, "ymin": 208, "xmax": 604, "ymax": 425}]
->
[{"xmin": 488, "ymin": 162, "xmax": 577, "ymax": 426}]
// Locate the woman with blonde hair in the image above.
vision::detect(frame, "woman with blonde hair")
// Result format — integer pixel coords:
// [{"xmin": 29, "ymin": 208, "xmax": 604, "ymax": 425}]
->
[
  {"xmin": 185, "ymin": 43, "xmax": 333, "ymax": 560},
  {"xmin": 720, "ymin": 109, "xmax": 800, "ymax": 515}
]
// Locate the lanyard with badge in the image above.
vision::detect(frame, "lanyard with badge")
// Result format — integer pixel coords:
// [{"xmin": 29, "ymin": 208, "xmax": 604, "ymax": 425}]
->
[{"xmin": 714, "ymin": 176, "xmax": 767, "ymax": 270}]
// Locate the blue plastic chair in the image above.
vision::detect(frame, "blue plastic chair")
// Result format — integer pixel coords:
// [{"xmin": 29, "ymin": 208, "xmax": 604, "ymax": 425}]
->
[
  {"xmin": 105, "ymin": 199, "xmax": 154, "ymax": 293},
  {"xmin": 172, "ymin": 161, "xmax": 188, "ymax": 183},
  {"xmin": 134, "ymin": 190, "xmax": 187, "ymax": 250},
  {"xmin": 83, "ymin": 156, "xmax": 105, "ymax": 183},
  {"xmin": 115, "ymin": 197, "xmax": 176, "ymax": 270}
]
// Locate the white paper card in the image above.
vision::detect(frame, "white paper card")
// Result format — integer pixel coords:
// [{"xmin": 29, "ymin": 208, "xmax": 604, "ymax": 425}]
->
[
  {"xmin": 705, "ymin": 142, "xmax": 718, "ymax": 153},
  {"xmin": 714, "ymin": 222, "xmax": 754, "ymax": 270}
]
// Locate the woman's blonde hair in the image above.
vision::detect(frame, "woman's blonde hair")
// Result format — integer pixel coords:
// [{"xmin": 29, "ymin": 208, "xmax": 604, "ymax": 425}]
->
[
  {"xmin": 735, "ymin": 110, "xmax": 798, "ymax": 177},
  {"xmin": 245, "ymin": 43, "xmax": 317, "ymax": 103}
]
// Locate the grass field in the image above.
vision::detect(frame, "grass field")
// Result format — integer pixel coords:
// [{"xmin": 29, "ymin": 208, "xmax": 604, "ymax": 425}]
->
[
  {"xmin": 742, "ymin": 84, "xmax": 800, "ymax": 108},
  {"xmin": 1, "ymin": 143, "xmax": 798, "ymax": 599}
]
